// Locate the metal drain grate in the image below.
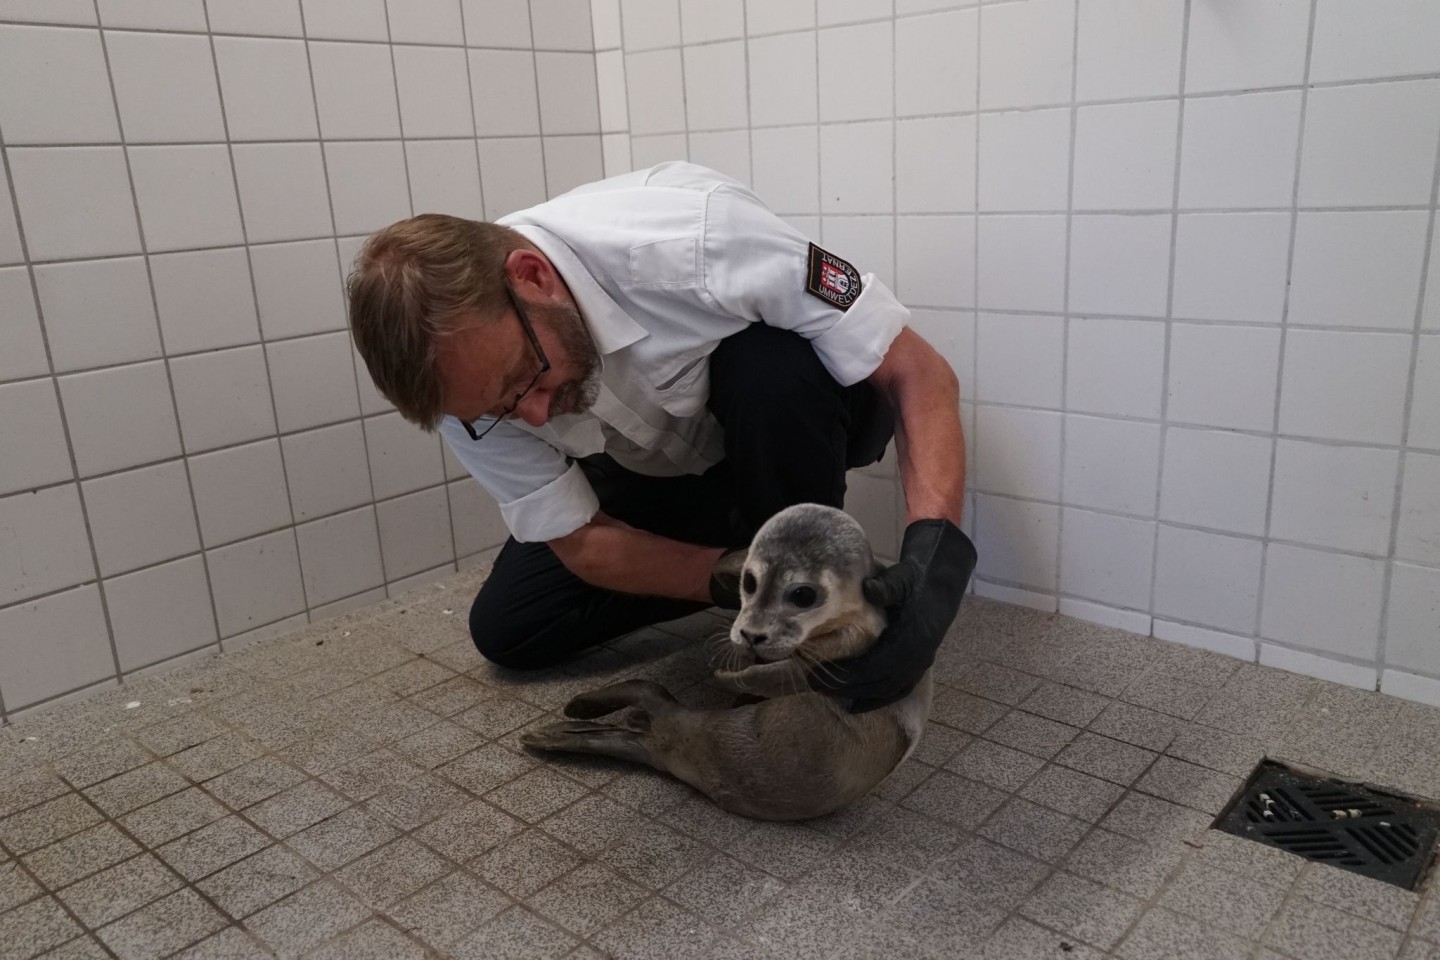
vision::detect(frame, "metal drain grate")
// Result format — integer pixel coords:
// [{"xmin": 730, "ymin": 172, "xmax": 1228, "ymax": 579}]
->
[{"xmin": 1215, "ymin": 761, "xmax": 1440, "ymax": 889}]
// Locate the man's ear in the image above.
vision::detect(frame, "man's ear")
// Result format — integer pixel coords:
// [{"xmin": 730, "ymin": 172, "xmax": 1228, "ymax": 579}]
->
[{"xmin": 505, "ymin": 247, "xmax": 558, "ymax": 300}]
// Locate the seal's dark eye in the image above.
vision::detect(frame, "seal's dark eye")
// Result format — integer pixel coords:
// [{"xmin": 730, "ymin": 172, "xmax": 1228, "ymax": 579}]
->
[
  {"xmin": 742, "ymin": 572, "xmax": 757, "ymax": 595},
  {"xmin": 788, "ymin": 586, "xmax": 817, "ymax": 608}
]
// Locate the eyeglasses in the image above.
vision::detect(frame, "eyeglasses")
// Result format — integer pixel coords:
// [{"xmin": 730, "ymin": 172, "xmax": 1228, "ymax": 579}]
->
[{"xmin": 461, "ymin": 286, "xmax": 551, "ymax": 441}]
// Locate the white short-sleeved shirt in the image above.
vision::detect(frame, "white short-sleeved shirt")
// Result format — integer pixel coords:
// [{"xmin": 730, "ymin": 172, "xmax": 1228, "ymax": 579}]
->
[{"xmin": 441, "ymin": 162, "xmax": 909, "ymax": 543}]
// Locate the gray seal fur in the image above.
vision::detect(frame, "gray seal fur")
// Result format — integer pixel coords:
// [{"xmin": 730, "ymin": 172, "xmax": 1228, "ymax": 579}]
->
[{"xmin": 520, "ymin": 503, "xmax": 934, "ymax": 820}]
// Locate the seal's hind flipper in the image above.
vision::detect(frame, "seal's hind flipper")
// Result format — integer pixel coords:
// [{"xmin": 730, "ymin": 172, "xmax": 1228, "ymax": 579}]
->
[
  {"xmin": 519, "ymin": 720, "xmax": 655, "ymax": 766},
  {"xmin": 563, "ymin": 679, "xmax": 678, "ymax": 719}
]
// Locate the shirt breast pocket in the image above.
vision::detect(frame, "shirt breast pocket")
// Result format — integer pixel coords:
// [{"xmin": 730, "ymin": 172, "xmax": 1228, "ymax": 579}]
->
[
  {"xmin": 627, "ymin": 236, "xmax": 699, "ymax": 287},
  {"xmin": 651, "ymin": 354, "xmax": 710, "ymax": 417}
]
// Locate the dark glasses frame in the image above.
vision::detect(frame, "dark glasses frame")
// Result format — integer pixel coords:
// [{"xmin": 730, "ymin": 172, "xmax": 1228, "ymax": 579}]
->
[{"xmin": 461, "ymin": 285, "xmax": 551, "ymax": 441}]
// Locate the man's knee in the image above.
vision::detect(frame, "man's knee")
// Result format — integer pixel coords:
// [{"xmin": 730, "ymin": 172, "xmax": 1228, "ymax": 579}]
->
[{"xmin": 709, "ymin": 324, "xmax": 841, "ymax": 413}]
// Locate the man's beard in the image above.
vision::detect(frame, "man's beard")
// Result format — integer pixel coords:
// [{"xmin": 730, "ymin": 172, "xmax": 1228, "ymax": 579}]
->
[{"xmin": 530, "ymin": 299, "xmax": 601, "ymax": 417}]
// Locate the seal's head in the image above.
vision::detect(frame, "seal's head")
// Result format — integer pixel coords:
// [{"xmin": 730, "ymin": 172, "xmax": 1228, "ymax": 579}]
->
[{"xmin": 730, "ymin": 504, "xmax": 883, "ymax": 664}]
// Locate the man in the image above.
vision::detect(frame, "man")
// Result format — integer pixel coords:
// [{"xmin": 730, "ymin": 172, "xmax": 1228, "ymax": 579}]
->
[{"xmin": 347, "ymin": 162, "xmax": 976, "ymax": 711}]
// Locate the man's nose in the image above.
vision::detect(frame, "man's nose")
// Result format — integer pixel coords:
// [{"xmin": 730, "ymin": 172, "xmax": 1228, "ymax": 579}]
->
[{"xmin": 515, "ymin": 389, "xmax": 550, "ymax": 427}]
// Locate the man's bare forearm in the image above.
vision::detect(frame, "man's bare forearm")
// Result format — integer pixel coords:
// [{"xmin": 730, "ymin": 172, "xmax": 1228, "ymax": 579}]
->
[{"xmin": 548, "ymin": 514, "xmax": 725, "ymax": 602}]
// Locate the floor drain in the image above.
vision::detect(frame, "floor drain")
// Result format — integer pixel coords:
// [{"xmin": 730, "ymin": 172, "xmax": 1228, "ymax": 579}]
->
[{"xmin": 1215, "ymin": 761, "xmax": 1440, "ymax": 889}]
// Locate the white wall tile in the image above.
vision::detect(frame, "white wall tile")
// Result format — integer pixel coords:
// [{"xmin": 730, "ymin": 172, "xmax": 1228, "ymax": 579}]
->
[
  {"xmin": 1060, "ymin": 509, "xmax": 1155, "ymax": 610},
  {"xmin": 544, "ymin": 135, "xmax": 606, "ymax": 196},
  {"xmin": 296, "ymin": 507, "xmax": 385, "ymax": 605},
  {"xmin": 377, "ymin": 486, "xmax": 454, "ymax": 579},
  {"xmin": 1185, "ymin": 0, "xmax": 1309, "ymax": 94},
  {"xmin": 976, "ymin": 215, "xmax": 1067, "ymax": 313},
  {"xmin": 283, "ymin": 422, "xmax": 373, "ymax": 521},
  {"xmin": 626, "ymin": 50, "xmax": 686, "ymax": 134},
  {"xmin": 310, "ymin": 41, "xmax": 402, "ymax": 139},
  {"xmin": 1066, "ymin": 317, "xmax": 1165, "ymax": 419},
  {"xmin": 596, "ymin": 50, "xmax": 629, "ymax": 131},
  {"xmin": 819, "ymin": 0, "xmax": 891, "ymax": 26},
  {"xmin": 0, "ymin": 187, "xmax": 21, "ymax": 265},
  {"xmin": 1300, "ymin": 80, "xmax": 1440, "ymax": 208},
  {"xmin": 1310, "ymin": 0, "xmax": 1440, "ymax": 84},
  {"xmin": 1261, "ymin": 543, "xmax": 1385, "ymax": 659},
  {"xmin": 150, "ymin": 247, "xmax": 259, "ymax": 355},
  {"xmin": 1167, "ymin": 323, "xmax": 1281, "ymax": 432},
  {"xmin": 532, "ymin": 0, "xmax": 593, "ymax": 48},
  {"xmin": 1153, "ymin": 525, "xmax": 1263, "ymax": 634},
  {"xmin": 978, "ymin": 108, "xmax": 1070, "ymax": 213},
  {"xmin": 687, "ymin": 131, "xmax": 750, "ymax": 185},
  {"xmin": 1159, "ymin": 428, "xmax": 1272, "ymax": 536},
  {"xmin": 820, "ymin": 121, "xmax": 892, "ymax": 213},
  {"xmin": 897, "ymin": 216, "xmax": 974, "ymax": 310},
  {"xmin": 1061, "ymin": 597, "xmax": 1152, "ymax": 635},
  {"xmin": 394, "ymin": 45, "xmax": 474, "ymax": 138},
  {"xmin": 751, "ymin": 126, "xmax": 819, "ymax": 214},
  {"xmin": 250, "ymin": 240, "xmax": 346, "ymax": 341},
  {"xmin": 1386, "ymin": 562, "xmax": 1440, "ymax": 676},
  {"xmin": 98, "ymin": 0, "xmax": 206, "ymax": 30},
  {"xmin": 897, "ymin": 116, "xmax": 975, "ymax": 214},
  {"xmin": 478, "ymin": 137, "xmax": 549, "ymax": 217},
  {"xmin": 302, "ymin": 0, "xmax": 389, "ymax": 40},
  {"xmin": 622, "ymin": 0, "xmax": 680, "ymax": 48},
  {"xmin": 1397, "ymin": 452, "xmax": 1440, "ymax": 566},
  {"xmin": 1179, "ymin": 91, "xmax": 1302, "ymax": 209},
  {"xmin": 1382, "ymin": 670, "xmax": 1440, "ymax": 709},
  {"xmin": 0, "ymin": 485, "xmax": 93, "ymax": 604},
  {"xmin": 1425, "ymin": 241, "xmax": 1440, "ymax": 333},
  {"xmin": 1064, "ymin": 416, "xmax": 1161, "ymax": 516},
  {"xmin": 105, "ymin": 555, "xmax": 217, "ymax": 671},
  {"xmin": 1290, "ymin": 212, "xmax": 1429, "ymax": 331},
  {"xmin": 1172, "ymin": 213, "xmax": 1291, "ymax": 324},
  {"xmin": 83, "ymin": 461, "xmax": 198, "ymax": 576},
  {"xmin": 0, "ymin": 269, "xmax": 48, "ymax": 383},
  {"xmin": 208, "ymin": 530, "xmax": 306, "ymax": 639},
  {"xmin": 57, "ymin": 361, "xmax": 181, "ymax": 477},
  {"xmin": 0, "ymin": 586, "xmax": 112, "ymax": 711},
  {"xmin": 34, "ymin": 258, "xmax": 161, "ymax": 373},
  {"xmin": 537, "ymin": 51, "xmax": 601, "ymax": 134},
  {"xmin": 976, "ymin": 314, "xmax": 1062, "ymax": 407},
  {"xmin": 897, "ymin": 0, "xmax": 973, "ymax": 11},
  {"xmin": 232, "ymin": 143, "xmax": 334, "ymax": 243},
  {"xmin": 188, "ymin": 439, "xmax": 291, "ymax": 547},
  {"xmin": 1153, "ymin": 618, "xmax": 1256, "ymax": 662},
  {"xmin": 0, "ymin": 381, "xmax": 73, "ymax": 496},
  {"xmin": 746, "ymin": 0, "xmax": 814, "ymax": 35},
  {"xmin": 129, "ymin": 146, "xmax": 245, "ymax": 253},
  {"xmin": 450, "ymin": 478, "xmax": 509, "ymax": 557},
  {"xmin": 365, "ymin": 411, "xmax": 445, "ymax": 499},
  {"xmin": 909, "ymin": 309, "xmax": 975, "ymax": 394},
  {"xmin": 108, "ymin": 32, "xmax": 226, "ymax": 143},
  {"xmin": 0, "ymin": 25, "xmax": 119, "ymax": 145},
  {"xmin": 462, "ymin": 0, "xmax": 531, "ymax": 47},
  {"xmin": 979, "ymin": 0, "xmax": 1072, "ymax": 111},
  {"xmin": 592, "ymin": 0, "xmax": 622, "ymax": 46},
  {"xmin": 1411, "ymin": 336, "xmax": 1440, "ymax": 450},
  {"xmin": 897, "ymin": 10, "xmax": 977, "ymax": 116},
  {"xmin": 1075, "ymin": 0, "xmax": 1183, "ymax": 101},
  {"xmin": 629, "ymin": 133, "xmax": 685, "ymax": 169},
  {"xmin": 681, "ymin": 0, "xmax": 742, "ymax": 42},
  {"xmin": 974, "ymin": 493, "xmax": 1060, "ymax": 591},
  {"xmin": 266, "ymin": 332, "xmax": 361, "ymax": 432},
  {"xmin": 208, "ymin": 0, "xmax": 304, "ymax": 36},
  {"xmin": 0, "ymin": 1, "xmax": 96, "ymax": 24},
  {"xmin": 684, "ymin": 41, "xmax": 748, "ymax": 131},
  {"xmin": 325, "ymin": 141, "xmax": 412, "ymax": 236},
  {"xmin": 1278, "ymin": 330, "xmax": 1411, "ymax": 445},
  {"xmin": 844, "ymin": 472, "xmax": 899, "ymax": 560},
  {"xmin": 819, "ymin": 22, "xmax": 893, "ymax": 122},
  {"xmin": 212, "ymin": 37, "xmax": 318, "ymax": 141},
  {"xmin": 169, "ymin": 345, "xmax": 275, "ymax": 453},
  {"xmin": 470, "ymin": 50, "xmax": 542, "ymax": 137},
  {"xmin": 1069, "ymin": 215, "xmax": 1172, "ymax": 318},
  {"xmin": 748, "ymin": 31, "xmax": 817, "ymax": 128},
  {"xmin": 8, "ymin": 148, "xmax": 141, "ymax": 261},
  {"xmin": 1073, "ymin": 100, "xmax": 1178, "ymax": 211},
  {"xmin": 1270, "ymin": 440, "xmax": 1399, "ymax": 555},
  {"xmin": 387, "ymin": 0, "xmax": 463, "ymax": 44},
  {"xmin": 1259, "ymin": 643, "xmax": 1376, "ymax": 691},
  {"xmin": 975, "ymin": 405, "xmax": 1062, "ymax": 501},
  {"xmin": 822, "ymin": 216, "xmax": 893, "ymax": 288}
]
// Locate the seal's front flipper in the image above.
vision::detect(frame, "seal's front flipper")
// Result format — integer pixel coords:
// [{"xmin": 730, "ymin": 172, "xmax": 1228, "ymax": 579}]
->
[
  {"xmin": 563, "ymin": 679, "xmax": 678, "ymax": 719},
  {"xmin": 519, "ymin": 721, "xmax": 655, "ymax": 766}
]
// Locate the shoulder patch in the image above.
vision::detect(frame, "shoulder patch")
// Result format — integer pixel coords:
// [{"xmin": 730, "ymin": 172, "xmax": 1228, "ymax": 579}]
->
[{"xmin": 805, "ymin": 243, "xmax": 863, "ymax": 311}]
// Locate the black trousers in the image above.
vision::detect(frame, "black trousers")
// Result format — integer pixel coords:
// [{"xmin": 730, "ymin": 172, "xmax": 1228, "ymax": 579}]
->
[{"xmin": 468, "ymin": 324, "xmax": 894, "ymax": 669}]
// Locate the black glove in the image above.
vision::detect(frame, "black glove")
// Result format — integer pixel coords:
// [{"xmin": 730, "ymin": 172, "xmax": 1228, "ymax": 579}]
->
[
  {"xmin": 809, "ymin": 518, "xmax": 977, "ymax": 713},
  {"xmin": 708, "ymin": 547, "xmax": 748, "ymax": 610}
]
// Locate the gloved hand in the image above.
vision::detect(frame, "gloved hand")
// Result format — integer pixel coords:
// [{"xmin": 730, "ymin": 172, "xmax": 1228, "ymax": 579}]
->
[
  {"xmin": 810, "ymin": 518, "xmax": 977, "ymax": 713},
  {"xmin": 708, "ymin": 547, "xmax": 748, "ymax": 610}
]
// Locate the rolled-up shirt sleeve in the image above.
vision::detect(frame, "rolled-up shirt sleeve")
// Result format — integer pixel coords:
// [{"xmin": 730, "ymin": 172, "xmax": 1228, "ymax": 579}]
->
[
  {"xmin": 439, "ymin": 417, "xmax": 599, "ymax": 543},
  {"xmin": 698, "ymin": 184, "xmax": 909, "ymax": 386}
]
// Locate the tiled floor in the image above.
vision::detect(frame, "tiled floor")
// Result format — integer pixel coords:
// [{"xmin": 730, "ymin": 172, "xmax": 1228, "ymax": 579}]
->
[{"xmin": 2, "ymin": 566, "xmax": 1439, "ymax": 960}]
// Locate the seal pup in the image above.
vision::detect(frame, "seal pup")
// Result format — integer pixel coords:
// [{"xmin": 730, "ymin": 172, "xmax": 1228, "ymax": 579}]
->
[{"xmin": 520, "ymin": 503, "xmax": 933, "ymax": 820}]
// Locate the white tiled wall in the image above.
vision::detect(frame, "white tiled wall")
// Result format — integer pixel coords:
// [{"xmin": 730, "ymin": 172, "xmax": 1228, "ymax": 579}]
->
[
  {"xmin": 0, "ymin": 0, "xmax": 599, "ymax": 719},
  {"xmin": 594, "ymin": 0, "xmax": 1440, "ymax": 704}
]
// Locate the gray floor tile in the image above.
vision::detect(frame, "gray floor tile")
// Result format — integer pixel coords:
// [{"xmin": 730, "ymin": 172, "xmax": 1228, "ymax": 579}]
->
[
  {"xmin": 957, "ymin": 662, "xmax": 1044, "ymax": 706},
  {"xmin": 657, "ymin": 795, "xmax": 753, "ymax": 849},
  {"xmin": 907, "ymin": 721, "xmax": 973, "ymax": 768},
  {"xmin": 52, "ymin": 736, "xmax": 151, "ymax": 789},
  {"xmin": 846, "ymin": 804, "xmax": 967, "ymax": 870},
  {"xmin": 331, "ymin": 839, "xmax": 450, "ymax": 910},
  {"xmin": 1121, "ymin": 670, "xmax": 1222, "ymax": 720},
  {"xmin": 1117, "ymin": 907, "xmax": 1251, "ymax": 960},
  {"xmin": 1164, "ymin": 723, "xmax": 1268, "ymax": 778},
  {"xmin": 166, "ymin": 733, "xmax": 266, "ymax": 783},
  {"xmin": 155, "ymin": 816, "xmax": 269, "ymax": 882},
  {"xmin": 21, "ymin": 823, "xmax": 141, "ymax": 889},
  {"xmin": 981, "ymin": 916, "xmax": 1105, "ymax": 959},
  {"xmin": 316, "ymin": 750, "xmax": 418, "ymax": 803},
  {"xmin": 453, "ymin": 696, "xmax": 545, "ymax": 738},
  {"xmin": 930, "ymin": 685, "xmax": 1010, "ymax": 735},
  {"xmin": 1263, "ymin": 895, "xmax": 1405, "ymax": 960},
  {"xmin": 1063, "ymin": 829, "xmax": 1186, "ymax": 899},
  {"xmin": 1089, "ymin": 700, "xmax": 1186, "ymax": 752},
  {"xmin": 119, "ymin": 788, "xmax": 228, "ymax": 848},
  {"xmin": 411, "ymin": 799, "xmax": 523, "ymax": 863},
  {"xmin": 881, "ymin": 878, "xmax": 1007, "ymax": 959},
  {"xmin": 1100, "ymin": 791, "xmax": 1214, "ymax": 845},
  {"xmin": 356, "ymin": 699, "xmax": 442, "ymax": 746},
  {"xmin": 599, "ymin": 821, "xmax": 711, "ymax": 889},
  {"xmin": 36, "ymin": 934, "xmax": 111, "ymax": 959},
  {"xmin": 978, "ymin": 797, "xmax": 1090, "ymax": 863},
  {"xmin": 485, "ymin": 767, "xmax": 589, "ymax": 823},
  {"xmin": 1293, "ymin": 861, "xmax": 1422, "ymax": 931},
  {"xmin": 364, "ymin": 772, "xmax": 471, "ymax": 831},
  {"xmin": 900, "ymin": 770, "xmax": 1008, "ymax": 829},
  {"xmin": 449, "ymin": 906, "xmax": 578, "ymax": 960},
  {"xmin": 203, "ymin": 757, "xmax": 307, "ymax": 811},
  {"xmin": 752, "ymin": 885, "xmax": 880, "ymax": 960},
  {"xmin": 392, "ymin": 720, "xmax": 484, "ymax": 769},
  {"xmin": 1158, "ymin": 861, "xmax": 1287, "ymax": 940},
  {"xmin": 1, "ymin": 856, "xmax": 43, "ymax": 912},
  {"xmin": 305, "ymin": 918, "xmax": 428, "ymax": 960},
  {"xmin": 871, "ymin": 759, "xmax": 936, "ymax": 802},
  {"xmin": 195, "ymin": 846, "xmax": 316, "ymax": 919},
  {"xmin": 276, "ymin": 728, "xmax": 374, "ymax": 777},
  {"xmin": 1134, "ymin": 756, "xmax": 1245, "ymax": 815},
  {"xmin": 388, "ymin": 872, "xmax": 511, "ymax": 951},
  {"xmin": 931, "ymin": 837, "xmax": 1052, "ymax": 911},
  {"xmin": 242, "ymin": 881, "xmax": 371, "ymax": 959},
  {"xmin": 703, "ymin": 936, "xmax": 783, "ymax": 960},
  {"xmin": 94, "ymin": 888, "xmax": 227, "ymax": 960},
  {"xmin": 372, "ymin": 658, "xmax": 456, "ymax": 697},
  {"xmin": 726, "ymin": 821, "xmax": 839, "ymax": 882},
  {"xmin": 1190, "ymin": 829, "xmax": 1304, "ymax": 885},
  {"xmin": 800, "ymin": 849, "xmax": 920, "ymax": 909},
  {"xmin": 135, "ymin": 713, "xmax": 227, "ymax": 757},
  {"xmin": 528, "ymin": 862, "xmax": 648, "ymax": 937},
  {"xmin": 946, "ymin": 737, "xmax": 1047, "ymax": 791},
  {"xmin": 1412, "ymin": 894, "xmax": 1440, "ymax": 941},
  {"xmin": 243, "ymin": 780, "xmax": 349, "ymax": 838},
  {"xmin": 1057, "ymin": 731, "xmax": 1159, "ymax": 786},
  {"xmin": 1020, "ymin": 681, "xmax": 1112, "ymax": 728},
  {"xmin": 55, "ymin": 853, "xmax": 182, "ymax": 928},
  {"xmin": 473, "ymin": 829, "xmax": 582, "ymax": 898},
  {"xmin": 285, "ymin": 806, "xmax": 397, "ymax": 871},
  {"xmin": 407, "ymin": 676, "xmax": 492, "ymax": 718},
  {"xmin": 985, "ymin": 710, "xmax": 1082, "ymax": 760},
  {"xmin": 664, "ymin": 855, "xmax": 786, "ymax": 928},
  {"xmin": 437, "ymin": 744, "xmax": 536, "ymax": 796},
  {"xmin": 601, "ymin": 767, "xmax": 696, "ymax": 817},
  {"xmin": 0, "ymin": 897, "xmax": 84, "ymax": 960},
  {"xmin": 1062, "ymin": 648, "xmax": 1157, "ymax": 698},
  {"xmin": 0, "ymin": 768, "xmax": 70, "ymax": 820},
  {"xmin": 592, "ymin": 897, "xmax": 719, "ymax": 960},
  {"xmin": 1, "ymin": 794, "xmax": 104, "ymax": 855},
  {"xmin": 83, "ymin": 763, "xmax": 190, "ymax": 818},
  {"xmin": 1021, "ymin": 763, "xmax": 1126, "ymax": 822},
  {"xmin": 1020, "ymin": 870, "xmax": 1144, "ymax": 951}
]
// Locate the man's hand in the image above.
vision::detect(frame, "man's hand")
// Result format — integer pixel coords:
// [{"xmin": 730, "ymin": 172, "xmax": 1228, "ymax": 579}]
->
[
  {"xmin": 708, "ymin": 547, "xmax": 748, "ymax": 610},
  {"xmin": 809, "ymin": 518, "xmax": 977, "ymax": 712}
]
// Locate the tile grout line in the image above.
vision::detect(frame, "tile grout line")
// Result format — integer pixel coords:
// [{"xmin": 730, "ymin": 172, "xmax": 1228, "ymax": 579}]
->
[{"xmin": 1053, "ymin": 0, "xmax": 1081, "ymax": 603}]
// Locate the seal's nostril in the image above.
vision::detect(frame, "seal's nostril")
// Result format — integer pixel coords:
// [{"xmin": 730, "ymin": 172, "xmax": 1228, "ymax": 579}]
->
[{"xmin": 739, "ymin": 629, "xmax": 767, "ymax": 646}]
